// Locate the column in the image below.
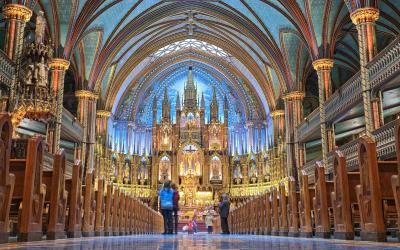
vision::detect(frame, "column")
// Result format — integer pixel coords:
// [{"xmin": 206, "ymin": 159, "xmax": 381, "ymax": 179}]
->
[
  {"xmin": 3, "ymin": 4, "xmax": 32, "ymax": 111},
  {"xmin": 96, "ymin": 110, "xmax": 112, "ymax": 179},
  {"xmin": 350, "ymin": 7, "xmax": 380, "ymax": 134},
  {"xmin": 283, "ymin": 91, "xmax": 304, "ymax": 178},
  {"xmin": 49, "ymin": 58, "xmax": 70, "ymax": 153},
  {"xmin": 75, "ymin": 90, "xmax": 98, "ymax": 173},
  {"xmin": 312, "ymin": 59, "xmax": 334, "ymax": 167},
  {"xmin": 270, "ymin": 109, "xmax": 285, "ymax": 181}
]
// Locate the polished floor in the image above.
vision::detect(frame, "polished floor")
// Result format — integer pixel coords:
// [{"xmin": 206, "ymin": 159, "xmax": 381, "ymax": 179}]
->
[{"xmin": 1, "ymin": 234, "xmax": 400, "ymax": 250}]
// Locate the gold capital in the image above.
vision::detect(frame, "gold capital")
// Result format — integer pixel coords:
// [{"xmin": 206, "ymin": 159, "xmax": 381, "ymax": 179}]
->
[
  {"xmin": 49, "ymin": 58, "xmax": 70, "ymax": 71},
  {"xmin": 3, "ymin": 4, "xmax": 32, "ymax": 22},
  {"xmin": 350, "ymin": 7, "xmax": 379, "ymax": 25},
  {"xmin": 282, "ymin": 91, "xmax": 305, "ymax": 100},
  {"xmin": 312, "ymin": 58, "xmax": 334, "ymax": 71},
  {"xmin": 97, "ymin": 110, "xmax": 112, "ymax": 118},
  {"xmin": 270, "ymin": 110, "xmax": 285, "ymax": 117},
  {"xmin": 75, "ymin": 90, "xmax": 98, "ymax": 100}
]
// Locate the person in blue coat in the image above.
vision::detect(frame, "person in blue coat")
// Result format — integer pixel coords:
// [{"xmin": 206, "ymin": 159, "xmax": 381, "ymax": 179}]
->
[{"xmin": 159, "ymin": 181, "xmax": 174, "ymax": 234}]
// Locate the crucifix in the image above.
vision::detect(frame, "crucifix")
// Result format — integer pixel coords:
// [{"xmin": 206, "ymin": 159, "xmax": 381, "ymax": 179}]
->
[{"xmin": 186, "ymin": 11, "xmax": 196, "ymax": 36}]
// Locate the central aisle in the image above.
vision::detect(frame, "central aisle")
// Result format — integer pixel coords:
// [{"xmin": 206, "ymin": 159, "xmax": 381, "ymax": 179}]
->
[{"xmin": 1, "ymin": 234, "xmax": 400, "ymax": 250}]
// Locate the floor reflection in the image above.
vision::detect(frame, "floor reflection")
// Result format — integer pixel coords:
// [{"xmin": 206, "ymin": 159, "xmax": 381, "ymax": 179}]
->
[{"xmin": 1, "ymin": 234, "xmax": 399, "ymax": 250}]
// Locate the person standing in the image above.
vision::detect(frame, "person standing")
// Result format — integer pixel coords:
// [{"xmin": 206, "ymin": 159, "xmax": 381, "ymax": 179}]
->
[
  {"xmin": 171, "ymin": 183, "xmax": 180, "ymax": 234},
  {"xmin": 159, "ymin": 181, "xmax": 174, "ymax": 234},
  {"xmin": 204, "ymin": 206, "xmax": 215, "ymax": 234},
  {"xmin": 218, "ymin": 193, "xmax": 230, "ymax": 234}
]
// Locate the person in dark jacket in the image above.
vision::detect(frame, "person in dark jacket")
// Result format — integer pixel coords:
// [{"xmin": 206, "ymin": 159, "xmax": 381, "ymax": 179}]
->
[
  {"xmin": 159, "ymin": 181, "xmax": 174, "ymax": 234},
  {"xmin": 171, "ymin": 183, "xmax": 180, "ymax": 234},
  {"xmin": 218, "ymin": 193, "xmax": 230, "ymax": 234}
]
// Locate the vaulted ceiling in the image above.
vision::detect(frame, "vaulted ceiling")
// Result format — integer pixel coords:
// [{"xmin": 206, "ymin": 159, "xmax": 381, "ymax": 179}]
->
[{"xmin": 2, "ymin": 0, "xmax": 400, "ymax": 125}]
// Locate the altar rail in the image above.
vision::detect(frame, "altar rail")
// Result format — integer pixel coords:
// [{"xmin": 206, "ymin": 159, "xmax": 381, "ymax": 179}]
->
[
  {"xmin": 303, "ymin": 119, "xmax": 397, "ymax": 183},
  {"xmin": 298, "ymin": 36, "xmax": 400, "ymax": 142}
]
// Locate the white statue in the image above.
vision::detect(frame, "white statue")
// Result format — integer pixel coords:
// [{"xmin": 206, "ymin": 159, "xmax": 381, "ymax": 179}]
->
[{"xmin": 35, "ymin": 11, "xmax": 46, "ymax": 44}]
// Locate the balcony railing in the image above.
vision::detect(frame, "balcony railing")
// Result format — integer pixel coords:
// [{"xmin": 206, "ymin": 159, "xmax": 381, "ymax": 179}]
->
[
  {"xmin": 0, "ymin": 49, "xmax": 15, "ymax": 88},
  {"xmin": 303, "ymin": 119, "xmax": 398, "ymax": 184},
  {"xmin": 298, "ymin": 36, "xmax": 400, "ymax": 142}
]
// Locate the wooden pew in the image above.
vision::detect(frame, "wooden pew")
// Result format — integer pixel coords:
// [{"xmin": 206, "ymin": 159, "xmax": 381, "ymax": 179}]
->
[
  {"xmin": 391, "ymin": 119, "xmax": 400, "ymax": 241},
  {"xmin": 279, "ymin": 182, "xmax": 289, "ymax": 236},
  {"xmin": 264, "ymin": 192, "xmax": 272, "ymax": 235},
  {"xmin": 45, "ymin": 149, "xmax": 68, "ymax": 240},
  {"xmin": 313, "ymin": 161, "xmax": 333, "ymax": 238},
  {"xmin": 127, "ymin": 196, "xmax": 133, "ymax": 235},
  {"xmin": 257, "ymin": 195, "xmax": 263, "ymax": 234},
  {"xmin": 10, "ymin": 136, "xmax": 47, "ymax": 242},
  {"xmin": 356, "ymin": 136, "xmax": 398, "ymax": 241},
  {"xmin": 287, "ymin": 176, "xmax": 299, "ymax": 237},
  {"xmin": 271, "ymin": 187, "xmax": 279, "ymax": 235},
  {"xmin": 112, "ymin": 186, "xmax": 120, "ymax": 236},
  {"xmin": 119, "ymin": 191, "xmax": 126, "ymax": 235},
  {"xmin": 82, "ymin": 172, "xmax": 96, "ymax": 237},
  {"xmin": 331, "ymin": 150, "xmax": 358, "ymax": 240},
  {"xmin": 298, "ymin": 170, "xmax": 314, "ymax": 238},
  {"xmin": 0, "ymin": 114, "xmax": 15, "ymax": 243},
  {"xmin": 66, "ymin": 160, "xmax": 83, "ymax": 238},
  {"xmin": 95, "ymin": 178, "xmax": 105, "ymax": 236},
  {"xmin": 104, "ymin": 183, "xmax": 113, "ymax": 236}
]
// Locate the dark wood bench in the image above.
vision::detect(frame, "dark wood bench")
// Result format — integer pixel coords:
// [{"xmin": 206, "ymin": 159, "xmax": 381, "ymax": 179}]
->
[
  {"xmin": 287, "ymin": 176, "xmax": 299, "ymax": 237},
  {"xmin": 94, "ymin": 178, "xmax": 105, "ymax": 236},
  {"xmin": 82, "ymin": 172, "xmax": 96, "ymax": 237},
  {"xmin": 271, "ymin": 187, "xmax": 279, "ymax": 235},
  {"xmin": 44, "ymin": 149, "xmax": 68, "ymax": 240},
  {"xmin": 0, "ymin": 114, "xmax": 15, "ymax": 243},
  {"xmin": 331, "ymin": 150, "xmax": 359, "ymax": 240},
  {"xmin": 10, "ymin": 137, "xmax": 47, "ymax": 242},
  {"xmin": 279, "ymin": 182, "xmax": 288, "ymax": 236},
  {"xmin": 299, "ymin": 170, "xmax": 314, "ymax": 238},
  {"xmin": 313, "ymin": 161, "xmax": 334, "ymax": 238},
  {"xmin": 356, "ymin": 136, "xmax": 398, "ymax": 242},
  {"xmin": 104, "ymin": 183, "xmax": 113, "ymax": 236},
  {"xmin": 66, "ymin": 160, "xmax": 83, "ymax": 238}
]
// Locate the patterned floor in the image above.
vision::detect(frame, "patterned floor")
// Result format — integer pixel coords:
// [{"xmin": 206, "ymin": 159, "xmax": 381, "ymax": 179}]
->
[{"xmin": 1, "ymin": 234, "xmax": 400, "ymax": 250}]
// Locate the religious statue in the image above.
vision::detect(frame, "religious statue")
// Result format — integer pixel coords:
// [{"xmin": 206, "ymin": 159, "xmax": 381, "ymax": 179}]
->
[
  {"xmin": 24, "ymin": 64, "xmax": 34, "ymax": 85},
  {"xmin": 36, "ymin": 56, "xmax": 49, "ymax": 87},
  {"xmin": 35, "ymin": 11, "xmax": 46, "ymax": 44}
]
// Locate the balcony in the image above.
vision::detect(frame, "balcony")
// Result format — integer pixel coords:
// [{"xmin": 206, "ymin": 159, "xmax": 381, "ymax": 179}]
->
[
  {"xmin": 303, "ymin": 119, "xmax": 397, "ymax": 184},
  {"xmin": 0, "ymin": 49, "xmax": 15, "ymax": 88},
  {"xmin": 298, "ymin": 36, "xmax": 400, "ymax": 142}
]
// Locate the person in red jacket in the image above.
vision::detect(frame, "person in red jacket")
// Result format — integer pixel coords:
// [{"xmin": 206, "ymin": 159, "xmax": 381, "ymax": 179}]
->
[{"xmin": 171, "ymin": 183, "xmax": 180, "ymax": 234}]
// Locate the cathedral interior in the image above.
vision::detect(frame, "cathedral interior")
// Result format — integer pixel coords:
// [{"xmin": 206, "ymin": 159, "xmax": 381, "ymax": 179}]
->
[{"xmin": 1, "ymin": 0, "xmax": 400, "ymax": 249}]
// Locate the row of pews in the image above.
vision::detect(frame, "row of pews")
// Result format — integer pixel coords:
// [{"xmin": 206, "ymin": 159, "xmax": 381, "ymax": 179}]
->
[
  {"xmin": 0, "ymin": 114, "xmax": 163, "ymax": 243},
  {"xmin": 229, "ymin": 120, "xmax": 400, "ymax": 242}
]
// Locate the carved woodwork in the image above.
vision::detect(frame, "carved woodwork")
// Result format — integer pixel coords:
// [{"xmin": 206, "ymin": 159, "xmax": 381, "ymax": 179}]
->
[
  {"xmin": 356, "ymin": 136, "xmax": 397, "ymax": 241},
  {"xmin": 104, "ymin": 183, "xmax": 112, "ymax": 236},
  {"xmin": 298, "ymin": 170, "xmax": 314, "ymax": 238},
  {"xmin": 119, "ymin": 191, "xmax": 126, "ymax": 235},
  {"xmin": 287, "ymin": 176, "xmax": 299, "ymax": 237},
  {"xmin": 67, "ymin": 161, "xmax": 83, "ymax": 238},
  {"xmin": 331, "ymin": 150, "xmax": 358, "ymax": 240},
  {"xmin": 313, "ymin": 161, "xmax": 333, "ymax": 238},
  {"xmin": 112, "ymin": 186, "xmax": 120, "ymax": 235},
  {"xmin": 10, "ymin": 136, "xmax": 47, "ymax": 242},
  {"xmin": 0, "ymin": 114, "xmax": 14, "ymax": 243},
  {"xmin": 279, "ymin": 182, "xmax": 289, "ymax": 236},
  {"xmin": 264, "ymin": 192, "xmax": 272, "ymax": 235},
  {"xmin": 391, "ymin": 119, "xmax": 400, "ymax": 241},
  {"xmin": 46, "ymin": 149, "xmax": 68, "ymax": 240},
  {"xmin": 271, "ymin": 187, "xmax": 279, "ymax": 235},
  {"xmin": 82, "ymin": 172, "xmax": 96, "ymax": 237},
  {"xmin": 95, "ymin": 178, "xmax": 105, "ymax": 236}
]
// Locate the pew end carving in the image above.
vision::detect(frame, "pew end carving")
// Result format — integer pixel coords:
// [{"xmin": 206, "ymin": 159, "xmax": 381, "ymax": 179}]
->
[
  {"xmin": 66, "ymin": 160, "xmax": 83, "ymax": 238},
  {"xmin": 287, "ymin": 176, "xmax": 299, "ymax": 237}
]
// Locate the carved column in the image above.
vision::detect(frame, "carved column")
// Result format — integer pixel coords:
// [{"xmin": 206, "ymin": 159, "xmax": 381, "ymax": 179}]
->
[
  {"xmin": 350, "ymin": 7, "xmax": 380, "ymax": 134},
  {"xmin": 270, "ymin": 109, "xmax": 285, "ymax": 181},
  {"xmin": 3, "ymin": 4, "xmax": 32, "ymax": 111},
  {"xmin": 96, "ymin": 110, "xmax": 111, "ymax": 179},
  {"xmin": 283, "ymin": 91, "xmax": 304, "ymax": 178},
  {"xmin": 49, "ymin": 59, "xmax": 70, "ymax": 153},
  {"xmin": 76, "ymin": 90, "xmax": 98, "ymax": 173},
  {"xmin": 313, "ymin": 59, "xmax": 334, "ymax": 167}
]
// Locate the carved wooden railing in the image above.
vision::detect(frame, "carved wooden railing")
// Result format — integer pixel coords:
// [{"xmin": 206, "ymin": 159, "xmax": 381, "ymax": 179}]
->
[
  {"xmin": 298, "ymin": 36, "xmax": 400, "ymax": 142},
  {"xmin": 0, "ymin": 49, "xmax": 15, "ymax": 88},
  {"xmin": 297, "ymin": 109, "xmax": 320, "ymax": 142},
  {"xmin": 303, "ymin": 119, "xmax": 398, "ymax": 183},
  {"xmin": 369, "ymin": 35, "xmax": 400, "ymax": 89}
]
